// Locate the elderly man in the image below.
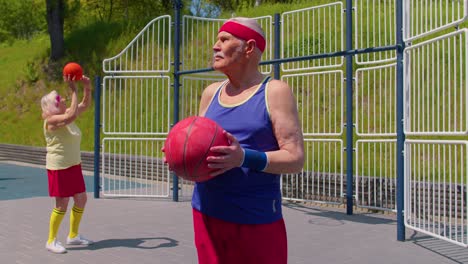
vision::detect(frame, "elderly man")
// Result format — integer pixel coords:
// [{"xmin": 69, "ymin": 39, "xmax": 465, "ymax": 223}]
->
[{"xmin": 191, "ymin": 17, "xmax": 304, "ymax": 264}]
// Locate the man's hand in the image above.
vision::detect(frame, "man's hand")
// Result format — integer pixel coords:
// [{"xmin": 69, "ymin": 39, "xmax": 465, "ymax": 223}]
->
[{"xmin": 206, "ymin": 131, "xmax": 244, "ymax": 177}]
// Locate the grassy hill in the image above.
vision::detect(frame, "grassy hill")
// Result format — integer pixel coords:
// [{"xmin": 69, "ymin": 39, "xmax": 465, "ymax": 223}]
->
[
  {"xmin": 0, "ymin": 1, "xmax": 319, "ymax": 151},
  {"xmin": 0, "ymin": 36, "xmax": 51, "ymax": 148}
]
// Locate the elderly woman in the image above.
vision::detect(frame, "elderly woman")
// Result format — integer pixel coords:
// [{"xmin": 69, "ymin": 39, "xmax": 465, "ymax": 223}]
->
[{"xmin": 40, "ymin": 74, "xmax": 93, "ymax": 254}]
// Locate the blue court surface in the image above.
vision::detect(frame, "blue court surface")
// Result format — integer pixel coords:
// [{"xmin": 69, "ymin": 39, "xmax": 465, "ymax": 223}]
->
[
  {"xmin": 0, "ymin": 163, "xmax": 94, "ymax": 200},
  {"xmin": 1, "ymin": 161, "xmax": 468, "ymax": 264}
]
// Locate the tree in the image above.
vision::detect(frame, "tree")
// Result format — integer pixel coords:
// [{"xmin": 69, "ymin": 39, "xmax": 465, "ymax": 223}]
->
[
  {"xmin": 0, "ymin": 0, "xmax": 45, "ymax": 42},
  {"xmin": 190, "ymin": 0, "xmax": 221, "ymax": 17},
  {"xmin": 81, "ymin": 0, "xmax": 175, "ymax": 23},
  {"xmin": 46, "ymin": 0, "xmax": 65, "ymax": 60}
]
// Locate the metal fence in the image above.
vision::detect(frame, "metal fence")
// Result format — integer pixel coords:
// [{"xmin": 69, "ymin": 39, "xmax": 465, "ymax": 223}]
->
[{"xmin": 98, "ymin": 0, "xmax": 468, "ymax": 246}]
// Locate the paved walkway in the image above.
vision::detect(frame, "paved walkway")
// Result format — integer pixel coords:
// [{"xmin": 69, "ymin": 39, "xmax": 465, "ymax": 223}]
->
[{"xmin": 1, "ymin": 161, "xmax": 468, "ymax": 264}]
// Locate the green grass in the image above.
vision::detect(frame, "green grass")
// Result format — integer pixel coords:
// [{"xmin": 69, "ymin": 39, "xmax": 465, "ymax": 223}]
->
[
  {"xmin": 234, "ymin": 1, "xmax": 332, "ymax": 17},
  {"xmin": 0, "ymin": 35, "xmax": 50, "ymax": 148},
  {"xmin": 0, "ymin": 35, "xmax": 48, "ymax": 96}
]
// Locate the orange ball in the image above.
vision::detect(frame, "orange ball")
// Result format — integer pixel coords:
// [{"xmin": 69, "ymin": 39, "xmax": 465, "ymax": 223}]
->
[{"xmin": 63, "ymin": 62, "xmax": 83, "ymax": 81}]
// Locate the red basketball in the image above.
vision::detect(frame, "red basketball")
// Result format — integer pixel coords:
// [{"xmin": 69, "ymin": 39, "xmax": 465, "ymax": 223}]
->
[
  {"xmin": 164, "ymin": 116, "xmax": 229, "ymax": 182},
  {"xmin": 63, "ymin": 62, "xmax": 83, "ymax": 81}
]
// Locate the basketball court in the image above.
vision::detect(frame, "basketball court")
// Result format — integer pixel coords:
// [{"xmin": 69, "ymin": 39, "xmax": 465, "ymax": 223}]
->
[{"xmin": 1, "ymin": 161, "xmax": 467, "ymax": 264}]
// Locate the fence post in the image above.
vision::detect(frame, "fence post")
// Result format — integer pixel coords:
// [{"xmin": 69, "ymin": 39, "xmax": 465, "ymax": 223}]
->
[
  {"xmin": 172, "ymin": 0, "xmax": 183, "ymax": 202},
  {"xmin": 396, "ymin": 0, "xmax": 406, "ymax": 242},
  {"xmin": 94, "ymin": 76, "xmax": 101, "ymax": 199},
  {"xmin": 345, "ymin": 0, "xmax": 354, "ymax": 215},
  {"xmin": 273, "ymin": 13, "xmax": 281, "ymax": 79}
]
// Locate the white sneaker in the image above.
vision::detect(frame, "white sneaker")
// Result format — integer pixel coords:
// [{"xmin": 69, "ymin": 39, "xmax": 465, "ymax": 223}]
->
[
  {"xmin": 66, "ymin": 234, "xmax": 94, "ymax": 245},
  {"xmin": 46, "ymin": 239, "xmax": 67, "ymax": 254}
]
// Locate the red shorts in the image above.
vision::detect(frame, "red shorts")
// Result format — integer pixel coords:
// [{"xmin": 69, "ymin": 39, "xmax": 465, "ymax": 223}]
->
[
  {"xmin": 192, "ymin": 208, "xmax": 287, "ymax": 264},
  {"xmin": 47, "ymin": 164, "xmax": 86, "ymax": 197}
]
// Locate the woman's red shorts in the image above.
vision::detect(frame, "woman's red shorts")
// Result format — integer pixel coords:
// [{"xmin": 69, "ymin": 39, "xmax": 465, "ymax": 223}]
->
[{"xmin": 47, "ymin": 164, "xmax": 86, "ymax": 197}]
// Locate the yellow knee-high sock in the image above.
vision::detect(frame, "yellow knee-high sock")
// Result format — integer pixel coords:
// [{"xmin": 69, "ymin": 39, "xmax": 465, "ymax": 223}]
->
[
  {"xmin": 69, "ymin": 205, "xmax": 84, "ymax": 238},
  {"xmin": 48, "ymin": 208, "xmax": 66, "ymax": 244}
]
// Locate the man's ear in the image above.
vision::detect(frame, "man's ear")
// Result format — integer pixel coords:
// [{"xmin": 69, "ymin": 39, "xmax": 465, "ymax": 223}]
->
[{"xmin": 245, "ymin": 39, "xmax": 257, "ymax": 55}]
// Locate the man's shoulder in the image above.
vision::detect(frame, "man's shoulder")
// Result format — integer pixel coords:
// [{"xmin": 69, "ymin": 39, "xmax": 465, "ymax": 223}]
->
[
  {"xmin": 266, "ymin": 78, "xmax": 290, "ymax": 92},
  {"xmin": 201, "ymin": 80, "xmax": 225, "ymax": 98},
  {"xmin": 204, "ymin": 80, "xmax": 226, "ymax": 92},
  {"xmin": 208, "ymin": 80, "xmax": 226, "ymax": 88}
]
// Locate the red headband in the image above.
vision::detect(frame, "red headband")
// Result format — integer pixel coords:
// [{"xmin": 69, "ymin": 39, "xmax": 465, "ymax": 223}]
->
[{"xmin": 218, "ymin": 21, "xmax": 266, "ymax": 52}]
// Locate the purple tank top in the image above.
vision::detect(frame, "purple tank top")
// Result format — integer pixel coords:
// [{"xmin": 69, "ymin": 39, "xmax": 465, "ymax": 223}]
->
[{"xmin": 191, "ymin": 76, "xmax": 283, "ymax": 224}]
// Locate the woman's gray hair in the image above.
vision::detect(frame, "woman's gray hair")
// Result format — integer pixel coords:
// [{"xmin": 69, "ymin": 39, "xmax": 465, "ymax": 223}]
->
[{"xmin": 41, "ymin": 90, "xmax": 60, "ymax": 117}]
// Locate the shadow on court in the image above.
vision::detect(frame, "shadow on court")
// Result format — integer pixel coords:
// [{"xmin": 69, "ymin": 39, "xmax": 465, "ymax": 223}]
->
[
  {"xmin": 285, "ymin": 201, "xmax": 468, "ymax": 263},
  {"xmin": 283, "ymin": 201, "xmax": 395, "ymax": 225},
  {"xmin": 67, "ymin": 237, "xmax": 179, "ymax": 251},
  {"xmin": 1, "ymin": 161, "xmax": 465, "ymax": 264},
  {"xmin": 407, "ymin": 232, "xmax": 468, "ymax": 264}
]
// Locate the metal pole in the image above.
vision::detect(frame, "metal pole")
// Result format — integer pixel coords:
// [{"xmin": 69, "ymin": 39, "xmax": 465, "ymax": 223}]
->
[
  {"xmin": 172, "ymin": 0, "xmax": 183, "ymax": 202},
  {"xmin": 345, "ymin": 0, "xmax": 354, "ymax": 215},
  {"xmin": 93, "ymin": 76, "xmax": 101, "ymax": 199},
  {"xmin": 177, "ymin": 44, "xmax": 399, "ymax": 76},
  {"xmin": 396, "ymin": 0, "xmax": 406, "ymax": 241},
  {"xmin": 273, "ymin": 13, "xmax": 281, "ymax": 79}
]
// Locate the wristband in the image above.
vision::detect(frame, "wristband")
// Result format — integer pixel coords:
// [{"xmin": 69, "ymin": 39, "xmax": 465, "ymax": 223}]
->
[{"xmin": 241, "ymin": 148, "xmax": 268, "ymax": 171}]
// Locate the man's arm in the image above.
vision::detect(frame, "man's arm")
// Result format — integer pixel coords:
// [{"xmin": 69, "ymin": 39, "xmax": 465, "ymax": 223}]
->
[{"xmin": 263, "ymin": 79, "xmax": 305, "ymax": 174}]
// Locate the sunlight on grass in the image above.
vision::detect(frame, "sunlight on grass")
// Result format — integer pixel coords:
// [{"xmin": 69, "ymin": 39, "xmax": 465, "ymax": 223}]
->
[{"xmin": 0, "ymin": 35, "xmax": 49, "ymax": 96}]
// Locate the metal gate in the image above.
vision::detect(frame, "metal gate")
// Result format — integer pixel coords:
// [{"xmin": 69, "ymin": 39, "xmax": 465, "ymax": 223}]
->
[{"xmin": 100, "ymin": 16, "xmax": 177, "ymax": 199}]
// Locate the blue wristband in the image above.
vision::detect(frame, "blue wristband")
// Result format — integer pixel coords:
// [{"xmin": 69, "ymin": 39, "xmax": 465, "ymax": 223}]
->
[{"xmin": 241, "ymin": 148, "xmax": 268, "ymax": 171}]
